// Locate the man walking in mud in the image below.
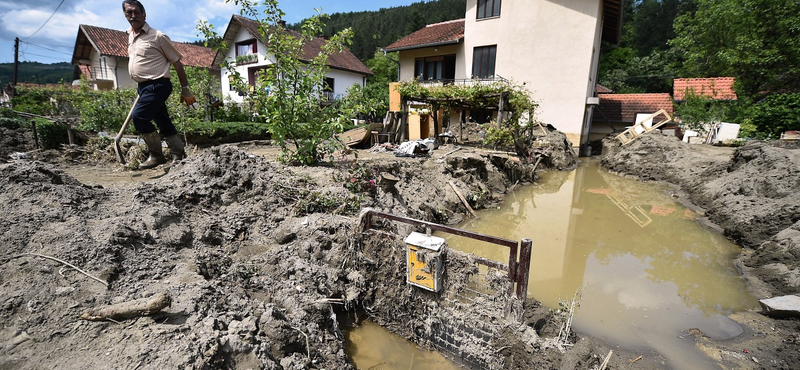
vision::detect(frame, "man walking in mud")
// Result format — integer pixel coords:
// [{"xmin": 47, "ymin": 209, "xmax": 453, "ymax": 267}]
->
[{"xmin": 123, "ymin": 0, "xmax": 196, "ymax": 170}]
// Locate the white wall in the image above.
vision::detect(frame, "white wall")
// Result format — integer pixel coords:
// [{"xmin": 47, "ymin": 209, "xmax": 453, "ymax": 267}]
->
[
  {"xmin": 220, "ymin": 27, "xmax": 269, "ymax": 103},
  {"xmin": 463, "ymin": 0, "xmax": 603, "ymax": 147},
  {"xmin": 220, "ymin": 27, "xmax": 366, "ymax": 103},
  {"xmin": 325, "ymin": 68, "xmax": 366, "ymax": 97},
  {"xmin": 87, "ymin": 48, "xmax": 134, "ymax": 90}
]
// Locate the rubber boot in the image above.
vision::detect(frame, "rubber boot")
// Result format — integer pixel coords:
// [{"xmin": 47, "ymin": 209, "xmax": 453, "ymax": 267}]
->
[
  {"xmin": 164, "ymin": 134, "xmax": 185, "ymax": 165},
  {"xmin": 138, "ymin": 131, "xmax": 167, "ymax": 170}
]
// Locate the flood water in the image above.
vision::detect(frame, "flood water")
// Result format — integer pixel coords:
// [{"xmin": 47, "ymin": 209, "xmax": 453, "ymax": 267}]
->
[
  {"xmin": 439, "ymin": 159, "xmax": 760, "ymax": 370},
  {"xmin": 345, "ymin": 320, "xmax": 461, "ymax": 370}
]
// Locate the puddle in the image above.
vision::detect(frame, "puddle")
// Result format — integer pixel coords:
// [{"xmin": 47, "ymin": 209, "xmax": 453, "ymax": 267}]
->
[
  {"xmin": 65, "ymin": 165, "xmax": 167, "ymax": 187},
  {"xmin": 345, "ymin": 320, "xmax": 460, "ymax": 370},
  {"xmin": 440, "ymin": 159, "xmax": 760, "ymax": 370}
]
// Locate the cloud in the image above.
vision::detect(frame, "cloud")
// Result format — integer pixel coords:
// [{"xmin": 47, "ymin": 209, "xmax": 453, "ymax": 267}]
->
[{"xmin": 0, "ymin": 0, "xmax": 398, "ymax": 63}]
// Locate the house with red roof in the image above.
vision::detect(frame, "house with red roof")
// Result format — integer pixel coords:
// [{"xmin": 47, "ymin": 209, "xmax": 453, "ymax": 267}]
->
[
  {"xmin": 71, "ymin": 24, "xmax": 217, "ymax": 90},
  {"xmin": 673, "ymin": 77, "xmax": 737, "ymax": 102},
  {"xmin": 384, "ymin": 0, "xmax": 623, "ymax": 151},
  {"xmin": 215, "ymin": 15, "xmax": 373, "ymax": 104}
]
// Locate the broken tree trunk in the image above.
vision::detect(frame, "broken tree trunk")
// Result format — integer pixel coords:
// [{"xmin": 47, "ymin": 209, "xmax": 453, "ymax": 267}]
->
[{"xmin": 80, "ymin": 293, "xmax": 171, "ymax": 321}]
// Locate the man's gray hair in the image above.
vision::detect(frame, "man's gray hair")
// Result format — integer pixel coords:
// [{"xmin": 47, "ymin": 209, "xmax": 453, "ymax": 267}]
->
[{"xmin": 122, "ymin": 0, "xmax": 146, "ymax": 15}]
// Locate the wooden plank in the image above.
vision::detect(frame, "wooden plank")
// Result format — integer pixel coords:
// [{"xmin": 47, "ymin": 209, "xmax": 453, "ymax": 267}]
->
[{"xmin": 449, "ymin": 181, "xmax": 478, "ymax": 218}]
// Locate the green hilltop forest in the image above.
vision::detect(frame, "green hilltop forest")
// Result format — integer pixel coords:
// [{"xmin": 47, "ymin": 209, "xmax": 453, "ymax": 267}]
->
[
  {"xmin": 0, "ymin": 61, "xmax": 73, "ymax": 85},
  {"xmin": 293, "ymin": 0, "xmax": 466, "ymax": 61}
]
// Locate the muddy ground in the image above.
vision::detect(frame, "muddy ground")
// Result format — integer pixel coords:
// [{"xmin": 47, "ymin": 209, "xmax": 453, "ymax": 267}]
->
[
  {"xmin": 0, "ymin": 122, "xmax": 797, "ymax": 370},
  {"xmin": 600, "ymin": 133, "xmax": 800, "ymax": 369}
]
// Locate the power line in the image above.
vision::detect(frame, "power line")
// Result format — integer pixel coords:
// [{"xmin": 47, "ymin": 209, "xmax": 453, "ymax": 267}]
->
[
  {"xmin": 21, "ymin": 40, "xmax": 73, "ymax": 56},
  {"xmin": 20, "ymin": 51, "xmax": 68, "ymax": 61},
  {"xmin": 24, "ymin": 0, "xmax": 67, "ymax": 39}
]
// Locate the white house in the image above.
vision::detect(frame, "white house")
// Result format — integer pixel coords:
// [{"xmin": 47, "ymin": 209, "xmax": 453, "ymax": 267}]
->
[
  {"xmin": 385, "ymin": 0, "xmax": 622, "ymax": 150},
  {"xmin": 215, "ymin": 15, "xmax": 373, "ymax": 104},
  {"xmin": 71, "ymin": 24, "xmax": 217, "ymax": 90}
]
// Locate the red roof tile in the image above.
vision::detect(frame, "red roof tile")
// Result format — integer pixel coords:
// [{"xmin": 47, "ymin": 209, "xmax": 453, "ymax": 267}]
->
[
  {"xmin": 384, "ymin": 19, "xmax": 465, "ymax": 52},
  {"xmin": 595, "ymin": 93, "xmax": 674, "ymax": 123},
  {"xmin": 673, "ymin": 77, "xmax": 737, "ymax": 101},
  {"xmin": 596, "ymin": 84, "xmax": 613, "ymax": 94},
  {"xmin": 218, "ymin": 15, "xmax": 372, "ymax": 76},
  {"xmin": 72, "ymin": 24, "xmax": 216, "ymax": 69}
]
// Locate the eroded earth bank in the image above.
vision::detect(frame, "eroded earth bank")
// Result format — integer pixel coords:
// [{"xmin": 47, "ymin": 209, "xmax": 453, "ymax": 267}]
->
[{"xmin": 1, "ymin": 122, "xmax": 798, "ymax": 370}]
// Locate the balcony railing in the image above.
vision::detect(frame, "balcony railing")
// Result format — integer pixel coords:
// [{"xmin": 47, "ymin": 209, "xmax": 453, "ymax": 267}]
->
[{"xmin": 417, "ymin": 76, "xmax": 508, "ymax": 87}]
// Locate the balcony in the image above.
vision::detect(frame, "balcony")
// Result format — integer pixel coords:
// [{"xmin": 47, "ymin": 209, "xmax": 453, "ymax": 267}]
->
[{"xmin": 417, "ymin": 76, "xmax": 508, "ymax": 88}]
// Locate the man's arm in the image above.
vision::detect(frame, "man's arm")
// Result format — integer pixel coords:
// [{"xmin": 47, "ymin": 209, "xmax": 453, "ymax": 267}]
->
[{"xmin": 173, "ymin": 60, "xmax": 196, "ymax": 106}]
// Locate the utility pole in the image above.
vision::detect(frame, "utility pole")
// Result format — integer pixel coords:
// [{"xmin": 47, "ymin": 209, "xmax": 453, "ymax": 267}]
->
[{"xmin": 13, "ymin": 37, "xmax": 19, "ymax": 88}]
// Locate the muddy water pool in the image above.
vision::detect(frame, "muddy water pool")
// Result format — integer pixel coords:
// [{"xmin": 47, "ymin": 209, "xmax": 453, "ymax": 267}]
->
[
  {"xmin": 345, "ymin": 320, "xmax": 461, "ymax": 370},
  {"xmin": 440, "ymin": 159, "xmax": 759, "ymax": 369}
]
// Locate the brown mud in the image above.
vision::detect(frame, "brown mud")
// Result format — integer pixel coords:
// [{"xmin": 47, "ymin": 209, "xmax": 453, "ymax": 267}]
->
[
  {"xmin": 1, "ymin": 121, "xmax": 796, "ymax": 370},
  {"xmin": 0, "ymin": 124, "xmax": 645, "ymax": 370}
]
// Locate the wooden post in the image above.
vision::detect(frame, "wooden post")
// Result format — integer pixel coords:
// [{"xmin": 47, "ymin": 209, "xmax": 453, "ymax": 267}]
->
[
  {"xmin": 66, "ymin": 122, "xmax": 74, "ymax": 145},
  {"xmin": 431, "ymin": 105, "xmax": 440, "ymax": 142},
  {"xmin": 497, "ymin": 92, "xmax": 506, "ymax": 127},
  {"xmin": 400, "ymin": 98, "xmax": 408, "ymax": 142},
  {"xmin": 460, "ymin": 109, "xmax": 466, "ymax": 143},
  {"xmin": 31, "ymin": 120, "xmax": 39, "ymax": 149},
  {"xmin": 516, "ymin": 238, "xmax": 532, "ymax": 303}
]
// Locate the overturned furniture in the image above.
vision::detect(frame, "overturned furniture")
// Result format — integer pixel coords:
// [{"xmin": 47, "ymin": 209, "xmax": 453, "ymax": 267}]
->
[{"xmin": 616, "ymin": 109, "xmax": 673, "ymax": 145}]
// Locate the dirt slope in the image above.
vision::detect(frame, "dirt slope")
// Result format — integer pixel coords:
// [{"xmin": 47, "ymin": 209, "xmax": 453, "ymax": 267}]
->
[{"xmin": 2, "ymin": 128, "xmax": 640, "ymax": 370}]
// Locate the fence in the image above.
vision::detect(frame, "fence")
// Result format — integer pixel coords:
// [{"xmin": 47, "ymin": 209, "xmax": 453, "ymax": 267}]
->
[{"xmin": 359, "ymin": 209, "xmax": 534, "ymax": 369}]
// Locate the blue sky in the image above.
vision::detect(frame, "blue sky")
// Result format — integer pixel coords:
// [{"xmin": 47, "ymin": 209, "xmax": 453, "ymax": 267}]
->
[{"xmin": 0, "ymin": 0, "xmax": 422, "ymax": 67}]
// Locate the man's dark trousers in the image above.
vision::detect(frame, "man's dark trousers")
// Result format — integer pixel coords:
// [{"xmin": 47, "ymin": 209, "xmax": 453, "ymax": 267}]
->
[{"xmin": 133, "ymin": 77, "xmax": 177, "ymax": 137}]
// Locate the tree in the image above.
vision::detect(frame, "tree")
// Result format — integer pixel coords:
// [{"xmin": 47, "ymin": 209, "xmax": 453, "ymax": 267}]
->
[
  {"xmin": 202, "ymin": 0, "xmax": 355, "ymax": 165},
  {"xmin": 628, "ymin": 0, "xmax": 694, "ymax": 56},
  {"xmin": 671, "ymin": 0, "xmax": 800, "ymax": 100},
  {"xmin": 748, "ymin": 93, "xmax": 800, "ymax": 139},
  {"xmin": 599, "ymin": 0, "xmax": 691, "ymax": 93}
]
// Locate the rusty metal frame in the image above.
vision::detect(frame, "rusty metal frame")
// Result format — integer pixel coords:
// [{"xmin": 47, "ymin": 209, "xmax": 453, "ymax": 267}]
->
[{"xmin": 359, "ymin": 209, "xmax": 532, "ymax": 303}]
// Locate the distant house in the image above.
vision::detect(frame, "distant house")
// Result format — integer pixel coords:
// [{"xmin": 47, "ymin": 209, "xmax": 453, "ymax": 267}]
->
[
  {"xmin": 673, "ymin": 77, "xmax": 737, "ymax": 102},
  {"xmin": 214, "ymin": 15, "xmax": 373, "ymax": 104},
  {"xmin": 384, "ymin": 0, "xmax": 623, "ymax": 150},
  {"xmin": 71, "ymin": 24, "xmax": 217, "ymax": 90},
  {"xmin": 591, "ymin": 93, "xmax": 674, "ymax": 142}
]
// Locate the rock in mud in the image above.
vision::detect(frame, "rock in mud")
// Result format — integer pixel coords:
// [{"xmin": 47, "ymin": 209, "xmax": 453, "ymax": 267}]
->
[{"xmin": 759, "ymin": 295, "xmax": 800, "ymax": 318}]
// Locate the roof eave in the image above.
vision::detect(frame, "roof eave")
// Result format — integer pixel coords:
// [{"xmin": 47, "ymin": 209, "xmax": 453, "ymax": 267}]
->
[
  {"xmin": 385, "ymin": 38, "xmax": 462, "ymax": 53},
  {"xmin": 328, "ymin": 65, "xmax": 373, "ymax": 76}
]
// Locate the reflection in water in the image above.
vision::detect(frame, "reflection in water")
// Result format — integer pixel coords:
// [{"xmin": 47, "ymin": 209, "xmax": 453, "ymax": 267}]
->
[
  {"xmin": 346, "ymin": 320, "xmax": 460, "ymax": 370},
  {"xmin": 441, "ymin": 160, "xmax": 759, "ymax": 370}
]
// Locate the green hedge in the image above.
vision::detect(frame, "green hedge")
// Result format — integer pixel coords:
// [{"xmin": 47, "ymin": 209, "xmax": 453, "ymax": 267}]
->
[
  {"xmin": 749, "ymin": 93, "xmax": 800, "ymax": 139},
  {"xmin": 184, "ymin": 121, "xmax": 270, "ymax": 144}
]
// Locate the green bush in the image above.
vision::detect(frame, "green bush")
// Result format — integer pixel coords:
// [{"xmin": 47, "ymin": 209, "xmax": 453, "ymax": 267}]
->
[
  {"xmin": 749, "ymin": 93, "xmax": 800, "ymax": 139},
  {"xmin": 33, "ymin": 118, "xmax": 71, "ymax": 149},
  {"xmin": 184, "ymin": 120, "xmax": 269, "ymax": 144},
  {"xmin": 0, "ymin": 117, "xmax": 26, "ymax": 129},
  {"xmin": 77, "ymin": 88, "xmax": 139, "ymax": 133}
]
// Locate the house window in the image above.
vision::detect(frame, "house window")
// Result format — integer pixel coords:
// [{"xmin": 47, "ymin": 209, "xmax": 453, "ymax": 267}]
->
[
  {"xmin": 414, "ymin": 55, "xmax": 456, "ymax": 81},
  {"xmin": 249, "ymin": 66, "xmax": 270, "ymax": 87},
  {"xmin": 472, "ymin": 45, "xmax": 497, "ymax": 79},
  {"xmin": 236, "ymin": 39, "xmax": 257, "ymax": 56},
  {"xmin": 477, "ymin": 0, "xmax": 501, "ymax": 19},
  {"xmin": 323, "ymin": 77, "xmax": 335, "ymax": 100}
]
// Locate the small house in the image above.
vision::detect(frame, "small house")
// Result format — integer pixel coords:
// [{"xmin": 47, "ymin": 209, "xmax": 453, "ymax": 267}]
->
[
  {"xmin": 214, "ymin": 15, "xmax": 373, "ymax": 104},
  {"xmin": 71, "ymin": 24, "xmax": 217, "ymax": 90}
]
